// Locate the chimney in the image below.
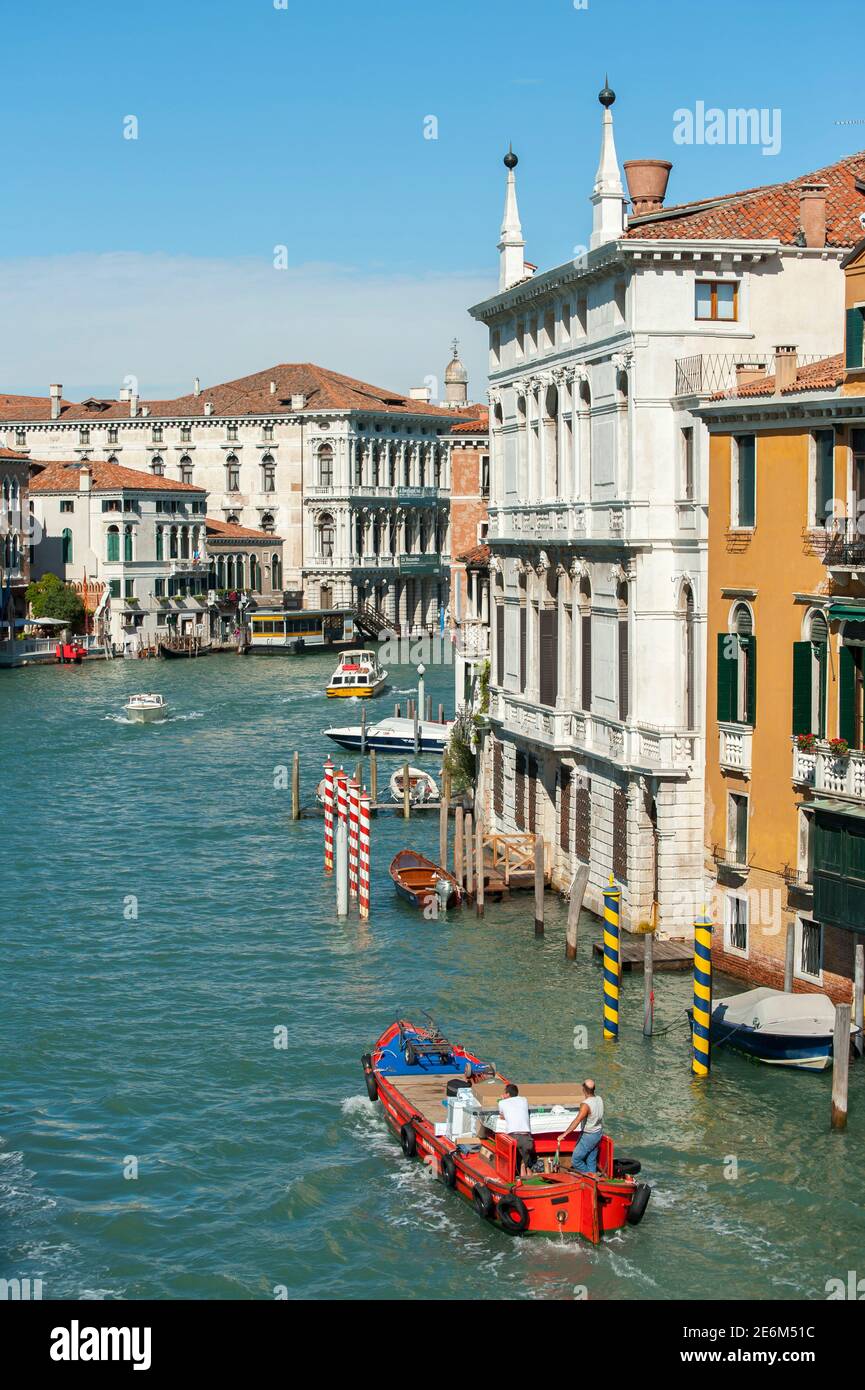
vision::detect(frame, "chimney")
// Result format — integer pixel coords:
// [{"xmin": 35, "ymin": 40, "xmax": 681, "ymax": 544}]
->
[
  {"xmin": 130, "ymin": 388, "xmax": 139, "ymax": 418},
  {"xmin": 270, "ymin": 380, "xmax": 277, "ymax": 395},
  {"xmin": 50, "ymin": 384, "xmax": 62, "ymax": 420},
  {"xmin": 204, "ymin": 401, "xmax": 214, "ymax": 416},
  {"xmin": 290, "ymin": 393, "xmax": 306, "ymax": 411},
  {"xmin": 623, "ymin": 159, "xmax": 673, "ymax": 216},
  {"xmin": 193, "ymin": 377, "xmax": 201, "ymax": 397},
  {"xmin": 119, "ymin": 387, "xmax": 130, "ymax": 403},
  {"xmin": 799, "ymin": 182, "xmax": 828, "ymax": 249},
  {"xmin": 410, "ymin": 386, "xmax": 432, "ymax": 403},
  {"xmin": 79, "ymin": 463, "xmax": 92, "ymax": 493},
  {"xmin": 735, "ymin": 361, "xmax": 768, "ymax": 391},
  {"xmin": 774, "ymin": 346, "xmax": 798, "ymax": 393}
]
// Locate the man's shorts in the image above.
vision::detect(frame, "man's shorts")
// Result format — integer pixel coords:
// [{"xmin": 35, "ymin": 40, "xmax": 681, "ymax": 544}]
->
[{"xmin": 513, "ymin": 1132, "xmax": 536, "ymax": 1166}]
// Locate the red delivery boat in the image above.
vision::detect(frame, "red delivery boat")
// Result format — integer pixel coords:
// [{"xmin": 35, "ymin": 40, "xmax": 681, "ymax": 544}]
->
[{"xmin": 361, "ymin": 1018, "xmax": 650, "ymax": 1241}]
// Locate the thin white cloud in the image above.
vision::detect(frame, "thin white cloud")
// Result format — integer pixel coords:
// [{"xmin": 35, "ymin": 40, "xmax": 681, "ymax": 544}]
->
[{"xmin": 0, "ymin": 253, "xmax": 494, "ymax": 405}]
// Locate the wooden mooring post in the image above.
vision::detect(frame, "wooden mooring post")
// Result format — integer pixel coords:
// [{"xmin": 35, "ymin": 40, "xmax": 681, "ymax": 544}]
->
[
  {"xmin": 465, "ymin": 811, "xmax": 474, "ymax": 901},
  {"xmin": 439, "ymin": 776, "xmax": 448, "ymax": 868},
  {"xmin": 438, "ymin": 702, "xmax": 445, "ymax": 724},
  {"xmin": 413, "ymin": 707, "xmax": 420, "ymax": 757},
  {"xmin": 335, "ymin": 818, "xmax": 349, "ymax": 918},
  {"xmin": 565, "ymin": 863, "xmax": 588, "ymax": 961},
  {"xmin": 533, "ymin": 834, "xmax": 544, "ymax": 937},
  {"xmin": 369, "ymin": 750, "xmax": 378, "ymax": 805},
  {"xmin": 360, "ymin": 705, "xmax": 367, "ymax": 755},
  {"xmin": 291, "ymin": 750, "xmax": 300, "ymax": 821},
  {"xmin": 784, "ymin": 921, "xmax": 795, "ymax": 992},
  {"xmin": 831, "ymin": 1004, "xmax": 851, "ymax": 1130},
  {"xmin": 643, "ymin": 931, "xmax": 654, "ymax": 1037},
  {"xmin": 454, "ymin": 807, "xmax": 464, "ymax": 889},
  {"xmin": 855, "ymin": 944, "xmax": 864, "ymax": 1060},
  {"xmin": 475, "ymin": 817, "xmax": 484, "ymax": 918},
  {"xmin": 402, "ymin": 762, "xmax": 411, "ymax": 819}
]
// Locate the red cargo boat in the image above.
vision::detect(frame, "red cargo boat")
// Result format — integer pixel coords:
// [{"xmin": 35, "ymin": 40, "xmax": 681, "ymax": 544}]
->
[{"xmin": 361, "ymin": 1018, "xmax": 650, "ymax": 1241}]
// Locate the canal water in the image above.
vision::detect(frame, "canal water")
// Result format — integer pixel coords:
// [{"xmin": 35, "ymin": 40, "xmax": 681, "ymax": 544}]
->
[{"xmin": 1, "ymin": 650, "xmax": 862, "ymax": 1302}]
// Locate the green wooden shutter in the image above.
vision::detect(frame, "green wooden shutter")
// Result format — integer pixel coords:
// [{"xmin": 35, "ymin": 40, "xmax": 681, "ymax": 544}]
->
[
  {"xmin": 846, "ymin": 307, "xmax": 865, "ymax": 369},
  {"xmin": 839, "ymin": 645, "xmax": 856, "ymax": 745},
  {"xmin": 816, "ymin": 643, "xmax": 827, "ymax": 737},
  {"xmin": 743, "ymin": 635, "xmax": 757, "ymax": 726},
  {"xmin": 792, "ymin": 641, "xmax": 812, "ymax": 735},
  {"xmin": 738, "ymin": 436, "xmax": 756, "ymax": 527},
  {"xmin": 717, "ymin": 632, "xmax": 738, "ymax": 722}
]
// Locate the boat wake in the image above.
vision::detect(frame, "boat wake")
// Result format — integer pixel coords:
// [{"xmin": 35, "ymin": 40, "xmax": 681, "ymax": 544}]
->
[{"xmin": 103, "ymin": 712, "xmax": 204, "ymax": 725}]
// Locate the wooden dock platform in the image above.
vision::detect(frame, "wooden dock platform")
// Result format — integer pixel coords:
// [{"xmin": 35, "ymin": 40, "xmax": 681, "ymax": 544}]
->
[{"xmin": 592, "ymin": 938, "xmax": 693, "ymax": 972}]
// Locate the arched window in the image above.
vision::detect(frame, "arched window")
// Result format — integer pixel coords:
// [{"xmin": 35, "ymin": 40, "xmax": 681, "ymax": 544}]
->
[
  {"xmin": 226, "ymin": 513, "xmax": 240, "ymax": 525},
  {"xmin": 249, "ymin": 555, "xmax": 261, "ymax": 591},
  {"xmin": 62, "ymin": 528, "xmax": 73, "ymax": 565},
  {"xmin": 151, "ymin": 456, "xmax": 164, "ymax": 477},
  {"xmin": 123, "ymin": 524, "xmax": 133, "ymax": 562},
  {"xmin": 272, "ymin": 552, "xmax": 282, "ymax": 590},
  {"xmin": 180, "ymin": 455, "xmax": 193, "ymax": 486},
  {"xmin": 317, "ymin": 512, "xmax": 335, "ymax": 559},
  {"xmin": 617, "ymin": 580, "xmax": 629, "ymax": 721},
  {"xmin": 543, "ymin": 383, "xmax": 559, "ymax": 498},
  {"xmin": 318, "ymin": 445, "xmax": 334, "ymax": 489},
  {"xmin": 722, "ymin": 602, "xmax": 756, "ymax": 726},
  {"xmin": 616, "ymin": 370, "xmax": 629, "ymax": 489},
  {"xmin": 682, "ymin": 584, "xmax": 696, "ymax": 729},
  {"xmin": 225, "ymin": 555, "xmax": 235, "ymax": 589},
  {"xmin": 180, "ymin": 527, "xmax": 190, "ymax": 560},
  {"xmin": 226, "ymin": 455, "xmax": 240, "ymax": 492},
  {"xmin": 216, "ymin": 555, "xmax": 226, "ymax": 588},
  {"xmin": 170, "ymin": 526, "xmax": 178, "ymax": 560},
  {"xmin": 262, "ymin": 454, "xmax": 275, "ymax": 493},
  {"xmin": 579, "ymin": 377, "xmax": 592, "ymax": 493},
  {"xmin": 793, "ymin": 609, "xmax": 829, "ymax": 739},
  {"xmin": 156, "ymin": 526, "xmax": 164, "ymax": 562},
  {"xmin": 106, "ymin": 525, "xmax": 120, "ymax": 562},
  {"xmin": 516, "ymin": 394, "xmax": 528, "ymax": 499},
  {"xmin": 235, "ymin": 554, "xmax": 245, "ymax": 588},
  {"xmin": 260, "ymin": 512, "xmax": 275, "ymax": 534}
]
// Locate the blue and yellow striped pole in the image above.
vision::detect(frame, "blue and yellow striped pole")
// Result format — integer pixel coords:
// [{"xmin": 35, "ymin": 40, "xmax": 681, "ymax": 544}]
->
[
  {"xmin": 692, "ymin": 909, "xmax": 713, "ymax": 1077},
  {"xmin": 603, "ymin": 875, "xmax": 621, "ymax": 1040}
]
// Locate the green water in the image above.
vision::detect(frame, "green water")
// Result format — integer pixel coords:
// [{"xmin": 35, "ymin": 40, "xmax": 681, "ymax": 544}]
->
[{"xmin": 1, "ymin": 651, "xmax": 863, "ymax": 1301}]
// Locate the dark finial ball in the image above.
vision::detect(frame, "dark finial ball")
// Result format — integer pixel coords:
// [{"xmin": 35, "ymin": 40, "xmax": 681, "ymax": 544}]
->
[
  {"xmin": 599, "ymin": 76, "xmax": 615, "ymax": 108},
  {"xmin": 504, "ymin": 145, "xmax": 518, "ymax": 170}
]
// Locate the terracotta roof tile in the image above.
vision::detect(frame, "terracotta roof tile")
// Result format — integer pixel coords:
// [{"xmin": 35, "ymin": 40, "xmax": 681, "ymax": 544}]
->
[
  {"xmin": 0, "ymin": 365, "xmax": 467, "ymax": 424},
  {"xmin": 624, "ymin": 152, "xmax": 865, "ymax": 246},
  {"xmin": 451, "ymin": 405, "xmax": 490, "ymax": 434},
  {"xmin": 456, "ymin": 543, "xmax": 490, "ymax": 567},
  {"xmin": 0, "ymin": 446, "xmax": 30, "ymax": 460},
  {"xmin": 28, "ymin": 459, "xmax": 205, "ymax": 493},
  {"xmin": 205, "ymin": 517, "xmax": 282, "ymax": 542},
  {"xmin": 712, "ymin": 352, "xmax": 846, "ymax": 399}
]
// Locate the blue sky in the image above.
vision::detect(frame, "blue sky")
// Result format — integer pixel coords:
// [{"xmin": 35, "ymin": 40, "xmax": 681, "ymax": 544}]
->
[{"xmin": 1, "ymin": 0, "xmax": 862, "ymax": 400}]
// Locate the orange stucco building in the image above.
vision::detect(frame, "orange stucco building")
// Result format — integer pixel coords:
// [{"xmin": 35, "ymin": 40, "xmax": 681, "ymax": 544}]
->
[{"xmin": 696, "ymin": 240, "xmax": 865, "ymax": 1001}]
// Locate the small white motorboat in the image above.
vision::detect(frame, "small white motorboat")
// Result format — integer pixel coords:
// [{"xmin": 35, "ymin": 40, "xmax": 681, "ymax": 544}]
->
[
  {"xmin": 326, "ymin": 650, "xmax": 387, "ymax": 698},
  {"xmin": 124, "ymin": 693, "xmax": 168, "ymax": 724},
  {"xmin": 389, "ymin": 766, "xmax": 439, "ymax": 805},
  {"xmin": 704, "ymin": 987, "xmax": 858, "ymax": 1071},
  {"xmin": 325, "ymin": 716, "xmax": 452, "ymax": 754}
]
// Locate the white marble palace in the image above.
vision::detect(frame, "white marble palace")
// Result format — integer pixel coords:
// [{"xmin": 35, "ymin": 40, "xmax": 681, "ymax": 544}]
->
[
  {"xmin": 471, "ymin": 82, "xmax": 858, "ymax": 933},
  {"xmin": 0, "ymin": 364, "xmax": 466, "ymax": 628}
]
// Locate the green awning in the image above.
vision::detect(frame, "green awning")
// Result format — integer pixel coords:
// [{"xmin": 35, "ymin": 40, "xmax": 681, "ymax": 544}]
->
[
  {"xmin": 801, "ymin": 797, "xmax": 865, "ymax": 823},
  {"xmin": 828, "ymin": 603, "xmax": 865, "ymax": 620}
]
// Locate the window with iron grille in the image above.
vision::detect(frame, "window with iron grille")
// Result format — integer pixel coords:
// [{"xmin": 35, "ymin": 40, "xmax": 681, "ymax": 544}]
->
[
  {"xmin": 514, "ymin": 752, "xmax": 526, "ymax": 831},
  {"xmin": 799, "ymin": 919, "xmax": 822, "ymax": 980},
  {"xmin": 575, "ymin": 781, "xmax": 591, "ymax": 862},
  {"xmin": 493, "ymin": 740, "xmax": 504, "ymax": 819},
  {"xmin": 725, "ymin": 895, "xmax": 748, "ymax": 954},
  {"xmin": 519, "ymin": 607, "xmax": 527, "ymax": 692},
  {"xmin": 612, "ymin": 787, "xmax": 628, "ymax": 882},
  {"xmin": 496, "ymin": 604, "xmax": 505, "ymax": 686},
  {"xmin": 560, "ymin": 767, "xmax": 572, "ymax": 854},
  {"xmin": 539, "ymin": 609, "xmax": 558, "ymax": 708}
]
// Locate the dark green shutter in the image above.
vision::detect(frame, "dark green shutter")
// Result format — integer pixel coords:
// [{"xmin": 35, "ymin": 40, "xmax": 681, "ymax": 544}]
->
[
  {"xmin": 839, "ymin": 645, "xmax": 856, "ymax": 745},
  {"xmin": 792, "ymin": 641, "xmax": 812, "ymax": 735},
  {"xmin": 744, "ymin": 635, "xmax": 757, "ymax": 726},
  {"xmin": 717, "ymin": 632, "xmax": 738, "ymax": 722},
  {"xmin": 816, "ymin": 431, "xmax": 835, "ymax": 526},
  {"xmin": 738, "ymin": 436, "xmax": 756, "ymax": 527},
  {"xmin": 816, "ymin": 643, "xmax": 827, "ymax": 737},
  {"xmin": 846, "ymin": 307, "xmax": 865, "ymax": 369}
]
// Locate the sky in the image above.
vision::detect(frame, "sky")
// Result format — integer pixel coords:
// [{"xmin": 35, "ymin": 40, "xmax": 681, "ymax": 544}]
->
[{"xmin": 1, "ymin": 0, "xmax": 862, "ymax": 403}]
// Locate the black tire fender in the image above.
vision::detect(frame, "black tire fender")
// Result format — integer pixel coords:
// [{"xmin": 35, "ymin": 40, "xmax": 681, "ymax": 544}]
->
[
  {"xmin": 472, "ymin": 1183, "xmax": 494, "ymax": 1220},
  {"xmin": 364, "ymin": 1069, "xmax": 378, "ymax": 1102},
  {"xmin": 399, "ymin": 1122, "xmax": 417, "ymax": 1158},
  {"xmin": 497, "ymin": 1193, "xmax": 530, "ymax": 1235},
  {"xmin": 626, "ymin": 1182, "xmax": 651, "ymax": 1226},
  {"xmin": 441, "ymin": 1153, "xmax": 458, "ymax": 1189}
]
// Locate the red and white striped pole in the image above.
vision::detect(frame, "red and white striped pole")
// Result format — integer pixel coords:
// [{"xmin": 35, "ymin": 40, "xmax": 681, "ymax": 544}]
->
[
  {"xmin": 335, "ymin": 768, "xmax": 348, "ymax": 833},
  {"xmin": 348, "ymin": 777, "xmax": 360, "ymax": 900},
  {"xmin": 359, "ymin": 787, "xmax": 371, "ymax": 920},
  {"xmin": 323, "ymin": 758, "xmax": 334, "ymax": 875}
]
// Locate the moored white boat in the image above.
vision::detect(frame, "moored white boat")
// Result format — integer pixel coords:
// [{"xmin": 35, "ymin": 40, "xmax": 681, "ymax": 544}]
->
[
  {"xmin": 706, "ymin": 987, "xmax": 857, "ymax": 1070},
  {"xmin": 325, "ymin": 715, "xmax": 451, "ymax": 754},
  {"xmin": 124, "ymin": 693, "xmax": 168, "ymax": 723},
  {"xmin": 389, "ymin": 766, "xmax": 439, "ymax": 805},
  {"xmin": 326, "ymin": 650, "xmax": 387, "ymax": 698}
]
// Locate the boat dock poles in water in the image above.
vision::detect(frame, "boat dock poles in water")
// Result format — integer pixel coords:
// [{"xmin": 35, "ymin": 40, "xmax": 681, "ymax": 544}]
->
[
  {"xmin": 566, "ymin": 863, "xmax": 589, "ymax": 961},
  {"xmin": 349, "ymin": 778, "xmax": 360, "ymax": 899},
  {"xmin": 323, "ymin": 759, "xmax": 334, "ymax": 874},
  {"xmin": 439, "ymin": 772, "xmax": 448, "ymax": 866},
  {"xmin": 643, "ymin": 931, "xmax": 654, "ymax": 1037},
  {"xmin": 465, "ymin": 812, "xmax": 474, "ymax": 900},
  {"xmin": 292, "ymin": 751, "xmax": 300, "ymax": 821},
  {"xmin": 360, "ymin": 705, "xmax": 367, "ymax": 755},
  {"xmin": 855, "ymin": 944, "xmax": 864, "ymax": 1060},
  {"xmin": 359, "ymin": 789, "xmax": 371, "ymax": 921},
  {"xmin": 691, "ymin": 911, "xmax": 713, "ymax": 1077},
  {"xmin": 370, "ymin": 750, "xmax": 378, "ymax": 805},
  {"xmin": 784, "ymin": 921, "xmax": 795, "ymax": 992},
  {"xmin": 336, "ymin": 817, "xmax": 349, "ymax": 918},
  {"xmin": 602, "ymin": 877, "xmax": 621, "ymax": 1039},
  {"xmin": 534, "ymin": 834, "xmax": 545, "ymax": 937},
  {"xmin": 402, "ymin": 762, "xmax": 411, "ymax": 819},
  {"xmin": 336, "ymin": 768, "xmax": 348, "ymax": 846},
  {"xmin": 832, "ymin": 1004, "xmax": 851, "ymax": 1129},
  {"xmin": 475, "ymin": 816, "xmax": 485, "ymax": 918},
  {"xmin": 454, "ymin": 807, "xmax": 464, "ymax": 889}
]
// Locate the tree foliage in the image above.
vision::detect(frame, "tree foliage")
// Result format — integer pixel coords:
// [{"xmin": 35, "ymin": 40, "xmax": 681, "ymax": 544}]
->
[{"xmin": 26, "ymin": 573, "xmax": 86, "ymax": 631}]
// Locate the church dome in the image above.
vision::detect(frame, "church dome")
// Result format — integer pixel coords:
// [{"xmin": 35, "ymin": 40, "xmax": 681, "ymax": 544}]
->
[{"xmin": 445, "ymin": 354, "xmax": 468, "ymax": 385}]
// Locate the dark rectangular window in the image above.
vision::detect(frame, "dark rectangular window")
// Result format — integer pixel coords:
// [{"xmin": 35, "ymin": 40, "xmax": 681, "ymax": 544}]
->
[
  {"xmin": 559, "ymin": 767, "xmax": 571, "ymax": 854},
  {"xmin": 496, "ymin": 604, "xmax": 505, "ymax": 687},
  {"xmin": 575, "ymin": 780, "xmax": 591, "ymax": 862},
  {"xmin": 527, "ymin": 757, "xmax": 538, "ymax": 834},
  {"xmin": 729, "ymin": 793, "xmax": 748, "ymax": 865},
  {"xmin": 617, "ymin": 619, "xmax": 629, "ymax": 721},
  {"xmin": 846, "ymin": 306, "xmax": 865, "ymax": 370},
  {"xmin": 539, "ymin": 609, "xmax": 558, "ymax": 708},
  {"xmin": 727, "ymin": 896, "xmax": 748, "ymax": 953},
  {"xmin": 612, "ymin": 787, "xmax": 628, "ymax": 883},
  {"xmin": 800, "ymin": 920, "xmax": 822, "ymax": 979},
  {"xmin": 736, "ymin": 435, "xmax": 756, "ymax": 528},
  {"xmin": 514, "ymin": 752, "xmax": 526, "ymax": 831},
  {"xmin": 682, "ymin": 427, "xmax": 694, "ymax": 500},
  {"xmin": 519, "ymin": 608, "xmax": 527, "ymax": 692},
  {"xmin": 493, "ymin": 740, "xmax": 504, "ymax": 819},
  {"xmin": 814, "ymin": 430, "xmax": 835, "ymax": 528},
  {"xmin": 580, "ymin": 613, "xmax": 592, "ymax": 712}
]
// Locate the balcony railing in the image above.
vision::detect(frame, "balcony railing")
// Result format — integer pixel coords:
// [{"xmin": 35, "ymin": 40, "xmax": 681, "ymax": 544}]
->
[
  {"xmin": 791, "ymin": 736, "xmax": 865, "ymax": 801},
  {"xmin": 489, "ymin": 690, "xmax": 697, "ymax": 768},
  {"xmin": 813, "ymin": 519, "xmax": 865, "ymax": 570},
  {"xmin": 454, "ymin": 623, "xmax": 489, "ymax": 659},
  {"xmin": 674, "ymin": 352, "xmax": 827, "ymax": 399},
  {"xmin": 719, "ymin": 722, "xmax": 752, "ymax": 774},
  {"xmin": 783, "ymin": 865, "xmax": 813, "ymax": 894}
]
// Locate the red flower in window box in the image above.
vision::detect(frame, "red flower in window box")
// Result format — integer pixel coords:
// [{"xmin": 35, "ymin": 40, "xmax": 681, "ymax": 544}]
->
[
  {"xmin": 795, "ymin": 732, "xmax": 817, "ymax": 753},
  {"xmin": 828, "ymin": 737, "xmax": 850, "ymax": 758}
]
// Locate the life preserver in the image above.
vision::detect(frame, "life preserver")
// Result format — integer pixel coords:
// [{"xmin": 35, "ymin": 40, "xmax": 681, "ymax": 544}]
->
[
  {"xmin": 441, "ymin": 1153, "xmax": 458, "ymax": 1189},
  {"xmin": 472, "ymin": 1184, "xmax": 494, "ymax": 1220},
  {"xmin": 626, "ymin": 1182, "xmax": 651, "ymax": 1226},
  {"xmin": 497, "ymin": 1193, "xmax": 530, "ymax": 1235},
  {"xmin": 399, "ymin": 1122, "xmax": 417, "ymax": 1158},
  {"xmin": 613, "ymin": 1157, "xmax": 642, "ymax": 1178}
]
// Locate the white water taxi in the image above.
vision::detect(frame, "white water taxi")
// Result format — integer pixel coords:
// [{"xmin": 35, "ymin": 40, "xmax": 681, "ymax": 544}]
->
[
  {"xmin": 326, "ymin": 650, "xmax": 387, "ymax": 698},
  {"xmin": 124, "ymin": 693, "xmax": 168, "ymax": 723},
  {"xmin": 325, "ymin": 715, "xmax": 452, "ymax": 754}
]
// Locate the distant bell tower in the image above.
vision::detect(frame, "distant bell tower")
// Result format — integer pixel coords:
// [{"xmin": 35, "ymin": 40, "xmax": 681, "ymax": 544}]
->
[
  {"xmin": 590, "ymin": 77, "xmax": 625, "ymax": 250},
  {"xmin": 444, "ymin": 339, "xmax": 469, "ymax": 406},
  {"xmin": 498, "ymin": 145, "xmax": 526, "ymax": 291}
]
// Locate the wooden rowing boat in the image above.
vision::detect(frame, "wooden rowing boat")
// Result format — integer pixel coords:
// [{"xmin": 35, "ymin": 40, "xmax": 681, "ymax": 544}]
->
[
  {"xmin": 389, "ymin": 849, "xmax": 462, "ymax": 911},
  {"xmin": 360, "ymin": 1019, "xmax": 650, "ymax": 1241}
]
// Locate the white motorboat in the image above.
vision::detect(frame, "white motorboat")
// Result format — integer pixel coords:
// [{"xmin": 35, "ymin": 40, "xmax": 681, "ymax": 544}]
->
[
  {"xmin": 703, "ymin": 987, "xmax": 858, "ymax": 1070},
  {"xmin": 389, "ymin": 766, "xmax": 440, "ymax": 805},
  {"xmin": 325, "ymin": 715, "xmax": 452, "ymax": 754},
  {"xmin": 124, "ymin": 693, "xmax": 168, "ymax": 723},
  {"xmin": 326, "ymin": 650, "xmax": 387, "ymax": 698}
]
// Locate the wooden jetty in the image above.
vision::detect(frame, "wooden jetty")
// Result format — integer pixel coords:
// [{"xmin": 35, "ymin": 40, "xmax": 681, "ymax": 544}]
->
[{"xmin": 592, "ymin": 937, "xmax": 692, "ymax": 972}]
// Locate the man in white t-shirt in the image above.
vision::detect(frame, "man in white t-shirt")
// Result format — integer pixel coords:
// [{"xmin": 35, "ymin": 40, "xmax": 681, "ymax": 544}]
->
[
  {"xmin": 498, "ymin": 1083, "xmax": 536, "ymax": 1176},
  {"xmin": 556, "ymin": 1079, "xmax": 605, "ymax": 1174}
]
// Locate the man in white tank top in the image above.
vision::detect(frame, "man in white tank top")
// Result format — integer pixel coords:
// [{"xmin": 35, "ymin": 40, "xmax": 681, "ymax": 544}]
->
[{"xmin": 556, "ymin": 1079, "xmax": 605, "ymax": 1174}]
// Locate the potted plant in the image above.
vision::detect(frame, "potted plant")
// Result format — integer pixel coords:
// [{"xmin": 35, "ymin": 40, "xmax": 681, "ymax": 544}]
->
[
  {"xmin": 828, "ymin": 737, "xmax": 850, "ymax": 758},
  {"xmin": 795, "ymin": 732, "xmax": 816, "ymax": 753}
]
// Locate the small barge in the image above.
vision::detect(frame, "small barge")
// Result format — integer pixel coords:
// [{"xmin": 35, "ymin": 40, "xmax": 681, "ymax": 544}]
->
[{"xmin": 361, "ymin": 1019, "xmax": 650, "ymax": 1241}]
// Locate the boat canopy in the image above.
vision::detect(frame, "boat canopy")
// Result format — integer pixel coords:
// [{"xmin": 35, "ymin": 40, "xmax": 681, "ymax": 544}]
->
[{"xmin": 716, "ymin": 987, "xmax": 836, "ymax": 1036}]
